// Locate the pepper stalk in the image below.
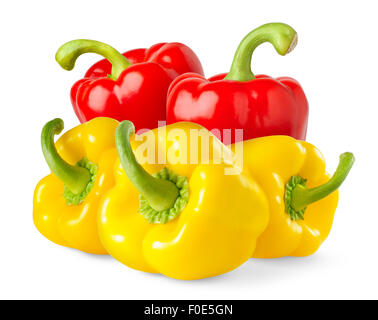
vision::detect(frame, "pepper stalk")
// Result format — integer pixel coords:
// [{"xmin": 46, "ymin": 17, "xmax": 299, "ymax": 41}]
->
[
  {"xmin": 41, "ymin": 118, "xmax": 97, "ymax": 205},
  {"xmin": 225, "ymin": 22, "xmax": 298, "ymax": 82},
  {"xmin": 55, "ymin": 39, "xmax": 131, "ymax": 80},
  {"xmin": 285, "ymin": 152, "xmax": 355, "ymax": 220},
  {"xmin": 115, "ymin": 121, "xmax": 189, "ymax": 224}
]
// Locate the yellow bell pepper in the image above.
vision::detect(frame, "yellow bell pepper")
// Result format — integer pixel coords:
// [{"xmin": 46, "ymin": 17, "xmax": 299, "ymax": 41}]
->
[
  {"xmin": 231, "ymin": 136, "xmax": 354, "ymax": 258},
  {"xmin": 98, "ymin": 121, "xmax": 269, "ymax": 280},
  {"xmin": 33, "ymin": 117, "xmax": 119, "ymax": 254}
]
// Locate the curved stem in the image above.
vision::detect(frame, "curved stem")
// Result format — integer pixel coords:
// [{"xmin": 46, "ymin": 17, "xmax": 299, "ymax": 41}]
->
[
  {"xmin": 291, "ymin": 153, "xmax": 355, "ymax": 211},
  {"xmin": 115, "ymin": 121, "xmax": 179, "ymax": 211},
  {"xmin": 55, "ymin": 39, "xmax": 131, "ymax": 80},
  {"xmin": 41, "ymin": 118, "xmax": 91, "ymax": 195},
  {"xmin": 225, "ymin": 23, "xmax": 298, "ymax": 81}
]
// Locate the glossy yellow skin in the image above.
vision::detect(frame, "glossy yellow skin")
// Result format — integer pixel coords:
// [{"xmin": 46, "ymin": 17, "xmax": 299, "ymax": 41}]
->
[
  {"xmin": 98, "ymin": 122, "xmax": 269, "ymax": 280},
  {"xmin": 232, "ymin": 136, "xmax": 339, "ymax": 258},
  {"xmin": 33, "ymin": 117, "xmax": 119, "ymax": 254}
]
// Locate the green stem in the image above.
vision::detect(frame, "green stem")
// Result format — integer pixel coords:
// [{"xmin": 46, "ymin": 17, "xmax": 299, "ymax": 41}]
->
[
  {"xmin": 55, "ymin": 39, "xmax": 131, "ymax": 80},
  {"xmin": 225, "ymin": 23, "xmax": 298, "ymax": 81},
  {"xmin": 291, "ymin": 153, "xmax": 355, "ymax": 212},
  {"xmin": 115, "ymin": 121, "xmax": 179, "ymax": 211},
  {"xmin": 41, "ymin": 118, "xmax": 91, "ymax": 195}
]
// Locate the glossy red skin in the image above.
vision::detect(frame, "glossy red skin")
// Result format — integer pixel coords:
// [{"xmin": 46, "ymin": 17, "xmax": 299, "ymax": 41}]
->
[
  {"xmin": 166, "ymin": 72, "xmax": 308, "ymax": 144},
  {"xmin": 70, "ymin": 43, "xmax": 204, "ymax": 130}
]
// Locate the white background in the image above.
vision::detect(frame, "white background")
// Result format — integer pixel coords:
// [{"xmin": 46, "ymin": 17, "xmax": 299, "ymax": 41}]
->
[{"xmin": 0, "ymin": 0, "xmax": 377, "ymax": 299}]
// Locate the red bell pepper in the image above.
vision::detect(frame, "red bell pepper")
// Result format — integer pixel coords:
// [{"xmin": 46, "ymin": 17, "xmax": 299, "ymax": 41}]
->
[
  {"xmin": 167, "ymin": 23, "xmax": 308, "ymax": 144},
  {"xmin": 56, "ymin": 40, "xmax": 204, "ymax": 131}
]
